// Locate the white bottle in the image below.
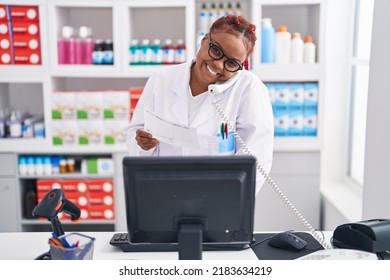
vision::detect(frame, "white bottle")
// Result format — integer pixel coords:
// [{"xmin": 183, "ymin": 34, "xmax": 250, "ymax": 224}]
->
[
  {"xmin": 198, "ymin": 3, "xmax": 209, "ymax": 33},
  {"xmin": 303, "ymin": 35, "xmax": 316, "ymax": 64},
  {"xmin": 275, "ymin": 25, "xmax": 291, "ymax": 64},
  {"xmin": 290, "ymin": 32, "xmax": 304, "ymax": 64}
]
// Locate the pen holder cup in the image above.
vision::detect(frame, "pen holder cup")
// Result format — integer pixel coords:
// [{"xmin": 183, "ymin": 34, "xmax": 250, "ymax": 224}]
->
[{"xmin": 49, "ymin": 233, "xmax": 95, "ymax": 260}]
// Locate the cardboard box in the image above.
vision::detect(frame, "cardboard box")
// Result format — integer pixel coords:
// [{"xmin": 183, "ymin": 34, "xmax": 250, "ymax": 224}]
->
[
  {"xmin": 103, "ymin": 91, "xmax": 130, "ymax": 119},
  {"xmin": 52, "ymin": 120, "xmax": 78, "ymax": 145},
  {"xmin": 52, "ymin": 91, "xmax": 77, "ymax": 119},
  {"xmin": 76, "ymin": 91, "xmax": 104, "ymax": 119},
  {"xmin": 77, "ymin": 120, "xmax": 104, "ymax": 145},
  {"xmin": 9, "ymin": 6, "xmax": 39, "ymax": 22}
]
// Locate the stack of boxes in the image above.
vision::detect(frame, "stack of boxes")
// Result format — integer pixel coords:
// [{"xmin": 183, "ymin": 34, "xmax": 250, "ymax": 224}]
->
[
  {"xmin": 51, "ymin": 90, "xmax": 130, "ymax": 146},
  {"xmin": 0, "ymin": 5, "xmax": 41, "ymax": 65},
  {"xmin": 129, "ymin": 87, "xmax": 143, "ymax": 120},
  {"xmin": 36, "ymin": 179, "xmax": 115, "ymax": 221},
  {"xmin": 267, "ymin": 82, "xmax": 318, "ymax": 136}
]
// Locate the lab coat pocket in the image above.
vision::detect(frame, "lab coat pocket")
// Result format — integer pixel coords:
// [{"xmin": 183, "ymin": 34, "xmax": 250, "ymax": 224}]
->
[{"xmin": 217, "ymin": 131, "xmax": 235, "ymax": 156}]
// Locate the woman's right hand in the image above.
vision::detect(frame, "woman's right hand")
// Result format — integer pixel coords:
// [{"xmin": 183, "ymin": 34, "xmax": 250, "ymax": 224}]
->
[{"xmin": 135, "ymin": 128, "xmax": 160, "ymax": 151}]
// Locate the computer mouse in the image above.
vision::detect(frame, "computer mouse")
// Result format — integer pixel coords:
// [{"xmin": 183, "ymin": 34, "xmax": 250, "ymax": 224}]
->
[{"xmin": 268, "ymin": 231, "xmax": 308, "ymax": 251}]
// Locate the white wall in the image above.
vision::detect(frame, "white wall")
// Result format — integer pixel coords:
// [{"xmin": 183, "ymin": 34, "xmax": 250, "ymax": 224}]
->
[
  {"xmin": 321, "ymin": 0, "xmax": 354, "ymax": 183},
  {"xmin": 362, "ymin": 0, "xmax": 390, "ymax": 219}
]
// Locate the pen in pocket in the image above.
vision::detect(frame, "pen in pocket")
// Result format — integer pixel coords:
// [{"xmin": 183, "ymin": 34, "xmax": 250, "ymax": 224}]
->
[{"xmin": 220, "ymin": 123, "xmax": 225, "ymax": 140}]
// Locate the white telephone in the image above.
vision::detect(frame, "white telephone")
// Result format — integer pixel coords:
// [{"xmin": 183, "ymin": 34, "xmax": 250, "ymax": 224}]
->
[{"xmin": 209, "ymin": 75, "xmax": 333, "ymax": 251}]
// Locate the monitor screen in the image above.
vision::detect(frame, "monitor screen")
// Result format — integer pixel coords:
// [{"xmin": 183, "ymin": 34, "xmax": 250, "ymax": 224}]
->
[{"xmin": 122, "ymin": 156, "xmax": 256, "ymax": 259}]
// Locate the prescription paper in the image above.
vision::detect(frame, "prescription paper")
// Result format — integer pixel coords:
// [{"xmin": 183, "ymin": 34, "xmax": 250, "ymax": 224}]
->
[{"xmin": 144, "ymin": 107, "xmax": 200, "ymax": 149}]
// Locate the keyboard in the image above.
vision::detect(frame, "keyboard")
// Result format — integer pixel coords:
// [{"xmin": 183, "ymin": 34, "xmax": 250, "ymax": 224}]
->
[
  {"xmin": 110, "ymin": 233, "xmax": 178, "ymax": 252},
  {"xmin": 110, "ymin": 233, "xmax": 249, "ymax": 252}
]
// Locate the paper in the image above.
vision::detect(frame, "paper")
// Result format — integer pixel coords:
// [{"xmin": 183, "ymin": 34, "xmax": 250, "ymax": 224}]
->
[{"xmin": 144, "ymin": 107, "xmax": 200, "ymax": 149}]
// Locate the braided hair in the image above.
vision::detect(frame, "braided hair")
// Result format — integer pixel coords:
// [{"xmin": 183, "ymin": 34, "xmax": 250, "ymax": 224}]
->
[{"xmin": 210, "ymin": 15, "xmax": 257, "ymax": 56}]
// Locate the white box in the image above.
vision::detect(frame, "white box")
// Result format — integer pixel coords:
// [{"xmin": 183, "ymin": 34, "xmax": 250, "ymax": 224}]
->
[
  {"xmin": 78, "ymin": 120, "xmax": 104, "ymax": 145},
  {"xmin": 103, "ymin": 120, "xmax": 127, "ymax": 144},
  {"xmin": 51, "ymin": 91, "xmax": 76, "ymax": 119},
  {"xmin": 52, "ymin": 120, "xmax": 78, "ymax": 145},
  {"xmin": 103, "ymin": 91, "xmax": 130, "ymax": 119},
  {"xmin": 76, "ymin": 91, "xmax": 104, "ymax": 119}
]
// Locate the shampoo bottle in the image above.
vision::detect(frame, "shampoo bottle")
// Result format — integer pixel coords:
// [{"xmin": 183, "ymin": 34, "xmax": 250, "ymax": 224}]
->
[
  {"xmin": 303, "ymin": 35, "xmax": 316, "ymax": 64},
  {"xmin": 261, "ymin": 18, "xmax": 275, "ymax": 63},
  {"xmin": 275, "ymin": 25, "xmax": 291, "ymax": 64},
  {"xmin": 290, "ymin": 32, "xmax": 304, "ymax": 64}
]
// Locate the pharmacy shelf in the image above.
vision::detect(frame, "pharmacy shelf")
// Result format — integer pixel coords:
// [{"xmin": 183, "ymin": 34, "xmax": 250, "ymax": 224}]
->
[
  {"xmin": 253, "ymin": 64, "xmax": 323, "ymax": 81},
  {"xmin": 19, "ymin": 174, "xmax": 114, "ymax": 179},
  {"xmin": 0, "ymin": 0, "xmax": 326, "ymax": 233}
]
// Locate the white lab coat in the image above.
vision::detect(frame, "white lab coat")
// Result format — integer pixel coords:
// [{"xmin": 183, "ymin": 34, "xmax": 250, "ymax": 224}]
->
[{"xmin": 124, "ymin": 60, "xmax": 274, "ymax": 194}]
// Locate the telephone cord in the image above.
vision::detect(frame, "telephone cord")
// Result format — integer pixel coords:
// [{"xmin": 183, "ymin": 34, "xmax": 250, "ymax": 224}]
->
[{"xmin": 214, "ymin": 102, "xmax": 332, "ymax": 250}]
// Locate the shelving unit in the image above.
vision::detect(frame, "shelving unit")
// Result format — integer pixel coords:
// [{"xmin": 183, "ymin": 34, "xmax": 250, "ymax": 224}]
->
[{"xmin": 0, "ymin": 0, "xmax": 326, "ymax": 232}]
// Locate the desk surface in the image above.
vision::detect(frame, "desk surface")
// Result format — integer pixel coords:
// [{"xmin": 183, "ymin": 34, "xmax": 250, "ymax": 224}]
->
[{"xmin": 0, "ymin": 231, "xmax": 264, "ymax": 260}]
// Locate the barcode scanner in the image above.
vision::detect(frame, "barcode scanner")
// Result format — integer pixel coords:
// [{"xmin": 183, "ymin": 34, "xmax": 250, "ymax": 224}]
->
[{"xmin": 32, "ymin": 189, "xmax": 81, "ymax": 237}]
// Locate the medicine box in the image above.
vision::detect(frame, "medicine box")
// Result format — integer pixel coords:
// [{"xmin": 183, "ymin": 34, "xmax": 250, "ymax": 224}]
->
[
  {"xmin": 76, "ymin": 91, "xmax": 104, "ymax": 119},
  {"xmin": 274, "ymin": 83, "xmax": 290, "ymax": 109},
  {"xmin": 103, "ymin": 120, "xmax": 127, "ymax": 144},
  {"xmin": 274, "ymin": 108, "xmax": 289, "ymax": 136},
  {"xmin": 303, "ymin": 108, "xmax": 318, "ymax": 136},
  {"xmin": 77, "ymin": 120, "xmax": 104, "ymax": 145},
  {"xmin": 289, "ymin": 83, "xmax": 304, "ymax": 110},
  {"xmin": 103, "ymin": 91, "xmax": 130, "ymax": 119},
  {"xmin": 52, "ymin": 120, "xmax": 78, "ymax": 145},
  {"xmin": 288, "ymin": 109, "xmax": 304, "ymax": 136},
  {"xmin": 51, "ymin": 91, "xmax": 76, "ymax": 119},
  {"xmin": 304, "ymin": 83, "xmax": 319, "ymax": 110}
]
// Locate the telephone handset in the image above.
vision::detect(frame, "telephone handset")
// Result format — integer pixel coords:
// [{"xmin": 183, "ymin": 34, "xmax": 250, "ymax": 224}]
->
[{"xmin": 209, "ymin": 77, "xmax": 333, "ymax": 250}]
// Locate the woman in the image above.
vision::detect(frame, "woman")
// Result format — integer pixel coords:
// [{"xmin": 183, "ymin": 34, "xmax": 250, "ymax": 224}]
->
[{"xmin": 125, "ymin": 15, "xmax": 274, "ymax": 194}]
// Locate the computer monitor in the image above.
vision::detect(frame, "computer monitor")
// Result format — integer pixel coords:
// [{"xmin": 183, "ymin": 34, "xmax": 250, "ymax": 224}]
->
[{"xmin": 122, "ymin": 156, "xmax": 256, "ymax": 260}]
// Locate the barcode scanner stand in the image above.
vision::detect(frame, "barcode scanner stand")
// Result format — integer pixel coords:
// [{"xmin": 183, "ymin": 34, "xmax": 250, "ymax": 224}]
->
[{"xmin": 32, "ymin": 189, "xmax": 81, "ymax": 259}]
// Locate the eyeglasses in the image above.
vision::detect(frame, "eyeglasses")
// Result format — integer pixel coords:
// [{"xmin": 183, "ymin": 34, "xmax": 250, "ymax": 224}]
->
[{"xmin": 208, "ymin": 33, "xmax": 244, "ymax": 73}]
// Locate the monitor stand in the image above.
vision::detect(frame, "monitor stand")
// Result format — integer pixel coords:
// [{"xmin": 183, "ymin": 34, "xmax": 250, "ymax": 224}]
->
[{"xmin": 178, "ymin": 223, "xmax": 203, "ymax": 260}]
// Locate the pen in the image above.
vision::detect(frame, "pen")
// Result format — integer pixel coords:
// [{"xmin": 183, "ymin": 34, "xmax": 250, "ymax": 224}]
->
[
  {"xmin": 225, "ymin": 123, "xmax": 228, "ymax": 139},
  {"xmin": 221, "ymin": 123, "xmax": 225, "ymax": 140}
]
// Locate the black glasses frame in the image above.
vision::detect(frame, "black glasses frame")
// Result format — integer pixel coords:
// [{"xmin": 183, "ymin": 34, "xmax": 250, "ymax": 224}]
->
[{"xmin": 207, "ymin": 33, "xmax": 244, "ymax": 73}]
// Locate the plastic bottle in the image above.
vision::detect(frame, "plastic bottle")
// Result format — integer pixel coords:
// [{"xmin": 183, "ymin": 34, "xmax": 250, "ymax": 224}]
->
[
  {"xmin": 18, "ymin": 156, "xmax": 27, "ymax": 175},
  {"xmin": 35, "ymin": 156, "xmax": 44, "ymax": 176},
  {"xmin": 233, "ymin": 1, "xmax": 241, "ymax": 15},
  {"xmin": 92, "ymin": 39, "xmax": 104, "ymax": 64},
  {"xmin": 198, "ymin": 3, "xmax": 209, "ymax": 33},
  {"xmin": 174, "ymin": 39, "xmax": 186, "ymax": 64},
  {"xmin": 261, "ymin": 18, "xmax": 275, "ymax": 64},
  {"xmin": 140, "ymin": 39, "xmax": 152, "ymax": 65},
  {"xmin": 57, "ymin": 26, "xmax": 74, "ymax": 64},
  {"xmin": 162, "ymin": 39, "xmax": 175, "ymax": 65},
  {"xmin": 217, "ymin": 2, "xmax": 225, "ymax": 18},
  {"xmin": 208, "ymin": 3, "xmax": 218, "ymax": 30},
  {"xmin": 76, "ymin": 26, "xmax": 94, "ymax": 64},
  {"xmin": 129, "ymin": 39, "xmax": 141, "ymax": 65},
  {"xmin": 275, "ymin": 25, "xmax": 291, "ymax": 64},
  {"xmin": 303, "ymin": 35, "xmax": 316, "ymax": 64},
  {"xmin": 26, "ymin": 156, "xmax": 35, "ymax": 175},
  {"xmin": 43, "ymin": 156, "xmax": 52, "ymax": 175},
  {"xmin": 103, "ymin": 39, "xmax": 114, "ymax": 65},
  {"xmin": 290, "ymin": 32, "xmax": 304, "ymax": 64},
  {"xmin": 151, "ymin": 39, "xmax": 163, "ymax": 65},
  {"xmin": 6, "ymin": 110, "xmax": 22, "ymax": 138}
]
